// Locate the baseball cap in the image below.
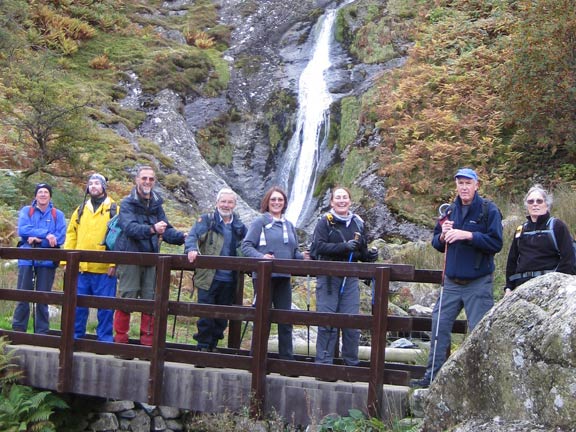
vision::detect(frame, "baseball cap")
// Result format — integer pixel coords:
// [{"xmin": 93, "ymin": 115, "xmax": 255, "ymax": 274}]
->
[{"xmin": 454, "ymin": 168, "xmax": 478, "ymax": 181}]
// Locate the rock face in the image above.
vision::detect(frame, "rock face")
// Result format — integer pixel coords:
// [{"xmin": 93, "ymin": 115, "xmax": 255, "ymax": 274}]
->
[
  {"xmin": 122, "ymin": 0, "xmax": 432, "ymax": 241},
  {"xmin": 422, "ymin": 273, "xmax": 576, "ymax": 432}
]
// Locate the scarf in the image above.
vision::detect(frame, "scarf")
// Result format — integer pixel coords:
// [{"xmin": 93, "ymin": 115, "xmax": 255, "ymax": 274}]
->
[
  {"xmin": 329, "ymin": 208, "xmax": 355, "ymax": 227},
  {"xmin": 259, "ymin": 213, "xmax": 289, "ymax": 246}
]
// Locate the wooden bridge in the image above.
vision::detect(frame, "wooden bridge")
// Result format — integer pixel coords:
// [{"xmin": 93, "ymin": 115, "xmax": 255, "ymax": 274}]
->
[{"xmin": 0, "ymin": 247, "xmax": 467, "ymax": 424}]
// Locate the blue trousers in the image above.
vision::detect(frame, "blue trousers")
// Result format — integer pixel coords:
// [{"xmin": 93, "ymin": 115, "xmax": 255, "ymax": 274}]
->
[
  {"xmin": 75, "ymin": 272, "xmax": 117, "ymax": 342},
  {"xmin": 194, "ymin": 279, "xmax": 235, "ymax": 349},
  {"xmin": 12, "ymin": 265, "xmax": 56, "ymax": 334},
  {"xmin": 315, "ymin": 275, "xmax": 360, "ymax": 366},
  {"xmin": 424, "ymin": 273, "xmax": 494, "ymax": 381}
]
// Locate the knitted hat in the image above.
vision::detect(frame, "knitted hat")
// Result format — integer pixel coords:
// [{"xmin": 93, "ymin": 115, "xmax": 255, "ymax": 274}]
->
[
  {"xmin": 34, "ymin": 183, "xmax": 52, "ymax": 197},
  {"xmin": 86, "ymin": 173, "xmax": 107, "ymax": 193}
]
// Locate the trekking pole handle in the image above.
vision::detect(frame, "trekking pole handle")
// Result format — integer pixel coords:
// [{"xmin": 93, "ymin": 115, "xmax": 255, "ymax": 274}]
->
[{"xmin": 438, "ymin": 203, "xmax": 451, "ymax": 219}]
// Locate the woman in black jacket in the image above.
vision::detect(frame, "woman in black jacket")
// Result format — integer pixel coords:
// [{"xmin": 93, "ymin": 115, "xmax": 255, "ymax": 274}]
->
[
  {"xmin": 505, "ymin": 184, "xmax": 575, "ymax": 295},
  {"xmin": 312, "ymin": 187, "xmax": 378, "ymax": 372}
]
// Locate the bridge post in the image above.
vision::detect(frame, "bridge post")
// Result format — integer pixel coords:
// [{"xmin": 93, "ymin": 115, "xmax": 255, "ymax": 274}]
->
[
  {"xmin": 59, "ymin": 251, "xmax": 81, "ymax": 393},
  {"xmin": 367, "ymin": 266, "xmax": 390, "ymax": 418},
  {"xmin": 228, "ymin": 272, "xmax": 245, "ymax": 349},
  {"xmin": 250, "ymin": 260, "xmax": 273, "ymax": 419},
  {"xmin": 148, "ymin": 255, "xmax": 172, "ymax": 405}
]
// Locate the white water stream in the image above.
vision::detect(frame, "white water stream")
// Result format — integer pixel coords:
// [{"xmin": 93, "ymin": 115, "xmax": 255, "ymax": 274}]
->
[{"xmin": 283, "ymin": 4, "xmax": 349, "ymax": 226}]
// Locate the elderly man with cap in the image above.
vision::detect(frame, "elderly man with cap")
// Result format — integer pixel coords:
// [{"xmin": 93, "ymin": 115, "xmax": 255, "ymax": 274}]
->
[
  {"xmin": 410, "ymin": 168, "xmax": 503, "ymax": 388},
  {"xmin": 63, "ymin": 173, "xmax": 118, "ymax": 342},
  {"xmin": 13, "ymin": 183, "xmax": 67, "ymax": 334}
]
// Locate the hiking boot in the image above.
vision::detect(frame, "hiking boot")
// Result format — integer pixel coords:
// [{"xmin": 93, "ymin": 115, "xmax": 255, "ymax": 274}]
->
[
  {"xmin": 114, "ymin": 354, "xmax": 135, "ymax": 361},
  {"xmin": 409, "ymin": 378, "xmax": 430, "ymax": 389},
  {"xmin": 315, "ymin": 377, "xmax": 337, "ymax": 383}
]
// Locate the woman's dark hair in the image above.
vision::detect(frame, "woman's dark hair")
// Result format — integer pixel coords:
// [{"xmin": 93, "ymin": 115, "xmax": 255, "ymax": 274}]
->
[{"xmin": 260, "ymin": 186, "xmax": 288, "ymax": 213}]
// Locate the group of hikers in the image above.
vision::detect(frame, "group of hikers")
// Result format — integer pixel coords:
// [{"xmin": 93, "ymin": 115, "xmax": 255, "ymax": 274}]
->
[{"xmin": 12, "ymin": 165, "xmax": 576, "ymax": 385}]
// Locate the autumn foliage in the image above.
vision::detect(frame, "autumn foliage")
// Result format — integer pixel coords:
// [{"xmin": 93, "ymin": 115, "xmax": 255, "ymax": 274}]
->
[{"xmin": 367, "ymin": 0, "xmax": 576, "ymax": 218}]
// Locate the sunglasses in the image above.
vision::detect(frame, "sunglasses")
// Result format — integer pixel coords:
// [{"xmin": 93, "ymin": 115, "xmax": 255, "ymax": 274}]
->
[{"xmin": 526, "ymin": 198, "xmax": 544, "ymax": 205}]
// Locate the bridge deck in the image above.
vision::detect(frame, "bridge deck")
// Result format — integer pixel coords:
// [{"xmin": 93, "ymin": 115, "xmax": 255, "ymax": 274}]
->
[{"xmin": 9, "ymin": 345, "xmax": 409, "ymax": 425}]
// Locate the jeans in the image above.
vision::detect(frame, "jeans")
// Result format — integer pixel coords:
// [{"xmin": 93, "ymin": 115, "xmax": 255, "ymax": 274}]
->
[
  {"xmin": 424, "ymin": 273, "xmax": 494, "ymax": 381},
  {"xmin": 12, "ymin": 265, "xmax": 56, "ymax": 334}
]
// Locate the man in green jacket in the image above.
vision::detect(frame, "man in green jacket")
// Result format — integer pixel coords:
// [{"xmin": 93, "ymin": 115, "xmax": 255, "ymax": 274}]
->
[{"xmin": 185, "ymin": 188, "xmax": 247, "ymax": 351}]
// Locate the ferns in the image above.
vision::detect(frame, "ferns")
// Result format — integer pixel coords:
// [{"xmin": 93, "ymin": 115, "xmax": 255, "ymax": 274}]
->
[
  {"xmin": 0, "ymin": 337, "xmax": 69, "ymax": 432},
  {"xmin": 0, "ymin": 337, "xmax": 23, "ymax": 391}
]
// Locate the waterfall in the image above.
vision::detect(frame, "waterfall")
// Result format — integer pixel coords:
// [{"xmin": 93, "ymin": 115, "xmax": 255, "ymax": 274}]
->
[{"xmin": 282, "ymin": 4, "xmax": 346, "ymax": 226}]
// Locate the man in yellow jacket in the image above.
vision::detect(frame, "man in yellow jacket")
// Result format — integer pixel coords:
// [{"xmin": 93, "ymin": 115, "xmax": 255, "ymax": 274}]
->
[{"xmin": 63, "ymin": 173, "xmax": 118, "ymax": 342}]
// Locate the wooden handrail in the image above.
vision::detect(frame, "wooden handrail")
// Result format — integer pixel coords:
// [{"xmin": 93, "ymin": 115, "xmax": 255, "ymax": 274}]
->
[{"xmin": 0, "ymin": 246, "xmax": 468, "ymax": 420}]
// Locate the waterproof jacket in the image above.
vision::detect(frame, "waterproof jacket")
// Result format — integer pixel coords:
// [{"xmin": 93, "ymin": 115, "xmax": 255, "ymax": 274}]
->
[
  {"xmin": 432, "ymin": 192, "xmax": 503, "ymax": 281},
  {"xmin": 114, "ymin": 188, "xmax": 185, "ymax": 253},
  {"xmin": 63, "ymin": 197, "xmax": 118, "ymax": 273},
  {"xmin": 184, "ymin": 210, "xmax": 247, "ymax": 290},
  {"xmin": 17, "ymin": 200, "xmax": 66, "ymax": 268},
  {"xmin": 312, "ymin": 212, "xmax": 372, "ymax": 262},
  {"xmin": 241, "ymin": 213, "xmax": 303, "ymax": 278},
  {"xmin": 505, "ymin": 212, "xmax": 575, "ymax": 289}
]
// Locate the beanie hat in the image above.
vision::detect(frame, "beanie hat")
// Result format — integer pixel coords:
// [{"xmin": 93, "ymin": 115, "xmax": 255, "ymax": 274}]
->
[
  {"xmin": 86, "ymin": 173, "xmax": 108, "ymax": 193},
  {"xmin": 34, "ymin": 183, "xmax": 52, "ymax": 197}
]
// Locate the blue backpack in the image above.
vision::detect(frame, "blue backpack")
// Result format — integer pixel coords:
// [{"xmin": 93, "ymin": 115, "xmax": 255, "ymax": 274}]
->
[{"xmin": 102, "ymin": 204, "xmax": 120, "ymax": 251}]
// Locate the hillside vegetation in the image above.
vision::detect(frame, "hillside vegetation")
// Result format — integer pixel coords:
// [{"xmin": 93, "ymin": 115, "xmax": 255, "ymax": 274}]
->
[
  {"xmin": 0, "ymin": 0, "xmax": 575, "ymax": 238},
  {"xmin": 0, "ymin": 0, "xmax": 229, "ymax": 241},
  {"xmin": 358, "ymin": 0, "xmax": 576, "ymax": 223}
]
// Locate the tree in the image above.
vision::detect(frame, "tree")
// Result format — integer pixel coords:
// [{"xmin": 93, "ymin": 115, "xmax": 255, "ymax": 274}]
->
[{"xmin": 1, "ymin": 59, "xmax": 98, "ymax": 177}]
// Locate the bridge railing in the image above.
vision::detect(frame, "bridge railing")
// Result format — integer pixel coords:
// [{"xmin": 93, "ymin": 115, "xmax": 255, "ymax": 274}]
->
[{"xmin": 0, "ymin": 247, "xmax": 467, "ymax": 419}]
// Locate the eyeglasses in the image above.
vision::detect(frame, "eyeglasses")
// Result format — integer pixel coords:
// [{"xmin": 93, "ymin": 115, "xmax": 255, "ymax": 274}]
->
[
  {"xmin": 270, "ymin": 197, "xmax": 285, "ymax": 202},
  {"xmin": 527, "ymin": 198, "xmax": 544, "ymax": 205},
  {"xmin": 140, "ymin": 176, "xmax": 155, "ymax": 182}
]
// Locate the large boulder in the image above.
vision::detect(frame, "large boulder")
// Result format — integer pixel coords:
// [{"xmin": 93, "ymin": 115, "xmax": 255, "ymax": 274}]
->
[{"xmin": 422, "ymin": 273, "xmax": 576, "ymax": 432}]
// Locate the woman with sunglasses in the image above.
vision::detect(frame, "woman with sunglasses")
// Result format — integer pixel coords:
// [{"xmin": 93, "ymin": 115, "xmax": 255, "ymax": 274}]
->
[
  {"xmin": 505, "ymin": 184, "xmax": 576, "ymax": 295},
  {"xmin": 241, "ymin": 186, "xmax": 307, "ymax": 361}
]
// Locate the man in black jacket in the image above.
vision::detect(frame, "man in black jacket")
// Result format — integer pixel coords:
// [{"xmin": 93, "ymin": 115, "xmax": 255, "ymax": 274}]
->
[{"xmin": 113, "ymin": 166, "xmax": 186, "ymax": 346}]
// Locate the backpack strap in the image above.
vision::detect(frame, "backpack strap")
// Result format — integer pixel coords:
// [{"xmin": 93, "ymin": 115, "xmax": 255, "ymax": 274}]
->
[
  {"xmin": 473, "ymin": 199, "xmax": 495, "ymax": 270},
  {"xmin": 519, "ymin": 217, "xmax": 559, "ymax": 255},
  {"xmin": 76, "ymin": 199, "xmax": 87, "ymax": 224},
  {"xmin": 109, "ymin": 202, "xmax": 117, "ymax": 218},
  {"xmin": 28, "ymin": 205, "xmax": 57, "ymax": 222}
]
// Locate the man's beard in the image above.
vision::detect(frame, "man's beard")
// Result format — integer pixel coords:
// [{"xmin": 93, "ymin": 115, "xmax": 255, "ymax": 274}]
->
[
  {"xmin": 139, "ymin": 185, "xmax": 152, "ymax": 197},
  {"xmin": 218, "ymin": 209, "xmax": 232, "ymax": 218}
]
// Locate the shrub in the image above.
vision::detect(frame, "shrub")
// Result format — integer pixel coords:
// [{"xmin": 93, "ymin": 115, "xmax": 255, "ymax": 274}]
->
[{"xmin": 0, "ymin": 336, "xmax": 69, "ymax": 432}]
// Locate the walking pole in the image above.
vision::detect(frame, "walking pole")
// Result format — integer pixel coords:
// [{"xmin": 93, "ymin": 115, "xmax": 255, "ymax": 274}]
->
[
  {"xmin": 339, "ymin": 232, "xmax": 360, "ymax": 295},
  {"xmin": 31, "ymin": 242, "xmax": 38, "ymax": 334},
  {"xmin": 171, "ymin": 269, "xmax": 184, "ymax": 339},
  {"xmin": 430, "ymin": 203, "xmax": 451, "ymax": 383},
  {"xmin": 306, "ymin": 273, "xmax": 311, "ymax": 357},
  {"xmin": 239, "ymin": 293, "xmax": 257, "ymax": 345}
]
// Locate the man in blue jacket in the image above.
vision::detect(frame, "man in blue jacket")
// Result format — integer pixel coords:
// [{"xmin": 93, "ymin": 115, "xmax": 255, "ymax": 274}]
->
[
  {"xmin": 113, "ymin": 166, "xmax": 186, "ymax": 346},
  {"xmin": 13, "ymin": 183, "xmax": 66, "ymax": 334},
  {"xmin": 411, "ymin": 168, "xmax": 503, "ymax": 388}
]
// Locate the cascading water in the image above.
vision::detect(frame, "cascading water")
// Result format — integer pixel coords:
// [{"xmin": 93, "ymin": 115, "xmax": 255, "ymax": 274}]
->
[{"xmin": 282, "ymin": 2, "xmax": 352, "ymax": 226}]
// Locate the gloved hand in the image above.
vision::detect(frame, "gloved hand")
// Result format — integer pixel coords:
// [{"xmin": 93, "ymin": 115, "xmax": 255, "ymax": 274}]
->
[
  {"xmin": 367, "ymin": 248, "xmax": 379, "ymax": 262},
  {"xmin": 345, "ymin": 239, "xmax": 360, "ymax": 251}
]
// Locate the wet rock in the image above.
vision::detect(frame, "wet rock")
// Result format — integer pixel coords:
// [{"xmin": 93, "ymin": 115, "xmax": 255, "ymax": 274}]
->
[{"xmin": 88, "ymin": 412, "xmax": 119, "ymax": 431}]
